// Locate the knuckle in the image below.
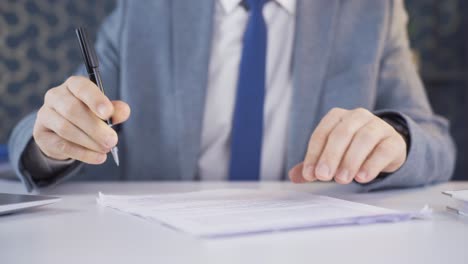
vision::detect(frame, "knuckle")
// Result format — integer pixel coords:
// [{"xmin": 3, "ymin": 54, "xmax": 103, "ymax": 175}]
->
[
  {"xmin": 67, "ymin": 76, "xmax": 90, "ymax": 97},
  {"xmin": 65, "ymin": 76, "xmax": 76, "ymax": 85},
  {"xmin": 72, "ymin": 83, "xmax": 89, "ymax": 99},
  {"xmin": 329, "ymin": 107, "xmax": 343, "ymax": 116},
  {"xmin": 66, "ymin": 76, "xmax": 83, "ymax": 87},
  {"xmin": 354, "ymin": 107, "xmax": 370, "ymax": 116},
  {"xmin": 44, "ymin": 87, "xmax": 59, "ymax": 104}
]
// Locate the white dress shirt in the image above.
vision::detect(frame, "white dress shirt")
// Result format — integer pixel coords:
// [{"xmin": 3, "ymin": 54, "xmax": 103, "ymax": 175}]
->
[{"xmin": 198, "ymin": 0, "xmax": 296, "ymax": 181}]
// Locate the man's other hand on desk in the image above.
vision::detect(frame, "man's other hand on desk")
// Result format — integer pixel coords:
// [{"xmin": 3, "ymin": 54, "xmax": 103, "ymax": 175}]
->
[
  {"xmin": 289, "ymin": 108, "xmax": 407, "ymax": 185},
  {"xmin": 33, "ymin": 76, "xmax": 131, "ymax": 164}
]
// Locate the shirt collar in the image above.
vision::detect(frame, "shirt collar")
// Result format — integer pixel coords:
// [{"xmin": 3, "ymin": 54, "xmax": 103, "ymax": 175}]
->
[{"xmin": 219, "ymin": 0, "xmax": 296, "ymax": 15}]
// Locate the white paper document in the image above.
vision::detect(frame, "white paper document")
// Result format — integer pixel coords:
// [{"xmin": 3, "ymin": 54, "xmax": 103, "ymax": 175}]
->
[{"xmin": 97, "ymin": 189, "xmax": 421, "ymax": 238}]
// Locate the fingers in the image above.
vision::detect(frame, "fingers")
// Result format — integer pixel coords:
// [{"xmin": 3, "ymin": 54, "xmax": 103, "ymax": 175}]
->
[
  {"xmin": 35, "ymin": 131, "xmax": 107, "ymax": 164},
  {"xmin": 314, "ymin": 108, "xmax": 374, "ymax": 182},
  {"xmin": 334, "ymin": 119, "xmax": 393, "ymax": 184},
  {"xmin": 354, "ymin": 136, "xmax": 404, "ymax": 183},
  {"xmin": 37, "ymin": 106, "xmax": 109, "ymax": 154},
  {"xmin": 64, "ymin": 76, "xmax": 114, "ymax": 120},
  {"xmin": 291, "ymin": 107, "xmax": 408, "ymax": 185},
  {"xmin": 111, "ymin": 100, "xmax": 131, "ymax": 125},
  {"xmin": 45, "ymin": 87, "xmax": 118, "ymax": 149},
  {"xmin": 302, "ymin": 108, "xmax": 347, "ymax": 181},
  {"xmin": 288, "ymin": 162, "xmax": 310, "ymax": 183},
  {"xmin": 34, "ymin": 75, "xmax": 131, "ymax": 165}
]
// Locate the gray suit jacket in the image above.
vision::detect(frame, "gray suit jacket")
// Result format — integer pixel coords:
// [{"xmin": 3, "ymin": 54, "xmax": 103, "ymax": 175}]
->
[{"xmin": 9, "ymin": 0, "xmax": 456, "ymax": 192}]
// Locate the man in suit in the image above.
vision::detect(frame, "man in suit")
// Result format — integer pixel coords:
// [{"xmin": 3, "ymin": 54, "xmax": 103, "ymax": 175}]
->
[{"xmin": 9, "ymin": 0, "xmax": 455, "ymax": 192}]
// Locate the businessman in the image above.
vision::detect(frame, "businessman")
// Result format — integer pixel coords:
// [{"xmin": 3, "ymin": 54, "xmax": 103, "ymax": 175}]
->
[{"xmin": 9, "ymin": 0, "xmax": 455, "ymax": 192}]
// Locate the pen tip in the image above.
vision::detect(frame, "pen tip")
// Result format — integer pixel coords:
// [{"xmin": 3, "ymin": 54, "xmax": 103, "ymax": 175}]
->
[{"xmin": 111, "ymin": 147, "xmax": 119, "ymax": 166}]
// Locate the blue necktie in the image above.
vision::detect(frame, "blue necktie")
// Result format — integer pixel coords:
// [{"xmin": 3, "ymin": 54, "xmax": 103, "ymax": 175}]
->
[{"xmin": 229, "ymin": 0, "xmax": 267, "ymax": 181}]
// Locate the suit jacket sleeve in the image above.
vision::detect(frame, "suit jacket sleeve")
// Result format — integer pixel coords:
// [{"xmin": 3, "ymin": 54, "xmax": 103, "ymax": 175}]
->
[
  {"xmin": 361, "ymin": 0, "xmax": 456, "ymax": 191},
  {"xmin": 8, "ymin": 0, "xmax": 125, "ymax": 192}
]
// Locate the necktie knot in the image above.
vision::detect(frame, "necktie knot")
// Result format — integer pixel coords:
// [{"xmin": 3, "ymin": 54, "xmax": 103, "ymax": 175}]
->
[{"xmin": 244, "ymin": 0, "xmax": 267, "ymax": 11}]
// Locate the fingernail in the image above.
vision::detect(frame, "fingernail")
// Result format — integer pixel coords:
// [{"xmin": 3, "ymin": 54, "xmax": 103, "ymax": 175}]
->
[
  {"xmin": 98, "ymin": 104, "xmax": 108, "ymax": 118},
  {"xmin": 316, "ymin": 163, "xmax": 330, "ymax": 179},
  {"xmin": 356, "ymin": 171, "xmax": 367, "ymax": 181},
  {"xmin": 337, "ymin": 169, "xmax": 349, "ymax": 181},
  {"xmin": 302, "ymin": 165, "xmax": 315, "ymax": 181}
]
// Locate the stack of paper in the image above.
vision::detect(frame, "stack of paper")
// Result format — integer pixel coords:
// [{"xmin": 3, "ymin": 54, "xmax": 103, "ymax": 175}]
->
[
  {"xmin": 443, "ymin": 190, "xmax": 468, "ymax": 216},
  {"xmin": 97, "ymin": 189, "xmax": 422, "ymax": 238}
]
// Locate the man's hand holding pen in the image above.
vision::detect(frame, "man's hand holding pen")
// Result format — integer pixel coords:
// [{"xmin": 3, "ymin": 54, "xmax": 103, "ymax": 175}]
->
[{"xmin": 33, "ymin": 76, "xmax": 131, "ymax": 164}]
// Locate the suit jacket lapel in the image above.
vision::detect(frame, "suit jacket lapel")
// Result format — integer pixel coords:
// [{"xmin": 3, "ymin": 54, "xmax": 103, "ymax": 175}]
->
[
  {"xmin": 172, "ymin": 0, "xmax": 215, "ymax": 181},
  {"xmin": 286, "ymin": 0, "xmax": 341, "ymax": 177}
]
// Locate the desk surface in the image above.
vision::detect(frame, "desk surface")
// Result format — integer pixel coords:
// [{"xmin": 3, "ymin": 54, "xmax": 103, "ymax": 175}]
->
[{"xmin": 1, "ymin": 181, "xmax": 467, "ymax": 264}]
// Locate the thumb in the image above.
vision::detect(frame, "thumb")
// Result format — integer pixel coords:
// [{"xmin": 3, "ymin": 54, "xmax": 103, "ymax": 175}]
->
[
  {"xmin": 288, "ymin": 162, "xmax": 308, "ymax": 183},
  {"xmin": 110, "ymin": 100, "xmax": 131, "ymax": 125}
]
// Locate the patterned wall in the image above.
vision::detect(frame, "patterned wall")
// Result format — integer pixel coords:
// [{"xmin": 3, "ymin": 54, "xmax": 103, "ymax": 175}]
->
[
  {"xmin": 1, "ymin": 0, "xmax": 467, "ymax": 179},
  {"xmin": 407, "ymin": 0, "xmax": 466, "ymax": 78},
  {"xmin": 406, "ymin": 0, "xmax": 468, "ymax": 180},
  {"xmin": 0, "ymin": 0, "xmax": 116, "ymax": 143}
]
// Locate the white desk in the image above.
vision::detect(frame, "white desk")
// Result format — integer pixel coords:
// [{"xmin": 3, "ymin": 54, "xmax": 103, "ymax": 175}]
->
[{"xmin": 1, "ymin": 181, "xmax": 467, "ymax": 264}]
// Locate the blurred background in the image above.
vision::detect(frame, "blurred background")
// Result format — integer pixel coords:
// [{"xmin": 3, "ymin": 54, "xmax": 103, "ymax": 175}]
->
[{"xmin": 0, "ymin": 0, "xmax": 467, "ymax": 179}]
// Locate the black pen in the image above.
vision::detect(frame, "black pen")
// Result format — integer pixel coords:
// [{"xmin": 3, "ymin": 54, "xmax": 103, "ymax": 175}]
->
[{"xmin": 75, "ymin": 27, "xmax": 119, "ymax": 166}]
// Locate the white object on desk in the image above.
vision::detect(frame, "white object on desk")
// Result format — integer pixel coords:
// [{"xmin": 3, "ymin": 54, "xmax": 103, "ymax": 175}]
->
[
  {"xmin": 442, "ymin": 190, "xmax": 468, "ymax": 216},
  {"xmin": 0, "ymin": 193, "xmax": 60, "ymax": 215},
  {"xmin": 97, "ymin": 189, "xmax": 423, "ymax": 238}
]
